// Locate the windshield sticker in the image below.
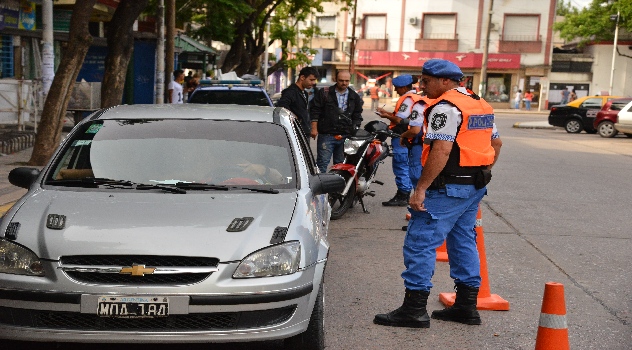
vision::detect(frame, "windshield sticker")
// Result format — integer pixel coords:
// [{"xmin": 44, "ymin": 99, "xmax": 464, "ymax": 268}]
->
[
  {"xmin": 72, "ymin": 140, "xmax": 92, "ymax": 146},
  {"xmin": 85, "ymin": 124, "xmax": 103, "ymax": 134}
]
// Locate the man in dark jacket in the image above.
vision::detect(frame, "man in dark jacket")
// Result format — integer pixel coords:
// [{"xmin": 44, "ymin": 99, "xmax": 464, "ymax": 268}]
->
[
  {"xmin": 276, "ymin": 67, "xmax": 319, "ymax": 136},
  {"xmin": 310, "ymin": 70, "xmax": 363, "ymax": 173}
]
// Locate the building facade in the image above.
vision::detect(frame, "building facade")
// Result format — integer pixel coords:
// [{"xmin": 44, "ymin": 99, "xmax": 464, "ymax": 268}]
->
[{"xmin": 306, "ymin": 0, "xmax": 559, "ymax": 109}]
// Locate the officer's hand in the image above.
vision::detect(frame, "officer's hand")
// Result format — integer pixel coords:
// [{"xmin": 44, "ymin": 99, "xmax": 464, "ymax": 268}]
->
[
  {"xmin": 375, "ymin": 107, "xmax": 388, "ymax": 118},
  {"xmin": 399, "ymin": 138, "xmax": 406, "ymax": 147},
  {"xmin": 310, "ymin": 129, "xmax": 318, "ymax": 139},
  {"xmin": 409, "ymin": 190, "xmax": 427, "ymax": 212}
]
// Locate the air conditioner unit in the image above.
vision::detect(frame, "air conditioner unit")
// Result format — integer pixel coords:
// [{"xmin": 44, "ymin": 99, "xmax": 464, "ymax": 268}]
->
[
  {"xmin": 355, "ymin": 17, "xmax": 362, "ymax": 26},
  {"xmin": 408, "ymin": 17, "xmax": 418, "ymax": 25}
]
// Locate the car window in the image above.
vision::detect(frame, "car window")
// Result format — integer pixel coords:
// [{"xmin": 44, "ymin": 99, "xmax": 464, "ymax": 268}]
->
[
  {"xmin": 611, "ymin": 100, "xmax": 631, "ymax": 111},
  {"xmin": 291, "ymin": 118, "xmax": 318, "ymax": 175},
  {"xmin": 580, "ymin": 98, "xmax": 603, "ymax": 109},
  {"xmin": 46, "ymin": 120, "xmax": 296, "ymax": 188},
  {"xmin": 189, "ymin": 90, "xmax": 271, "ymax": 106}
]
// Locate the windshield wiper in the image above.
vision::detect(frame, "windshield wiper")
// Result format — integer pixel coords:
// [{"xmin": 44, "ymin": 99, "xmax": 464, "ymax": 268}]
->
[
  {"xmin": 48, "ymin": 177, "xmax": 186, "ymax": 194},
  {"xmin": 175, "ymin": 183, "xmax": 278, "ymax": 194}
]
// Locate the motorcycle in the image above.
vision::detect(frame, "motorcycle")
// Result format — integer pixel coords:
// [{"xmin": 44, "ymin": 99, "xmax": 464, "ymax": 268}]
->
[{"xmin": 328, "ymin": 120, "xmax": 399, "ymax": 220}]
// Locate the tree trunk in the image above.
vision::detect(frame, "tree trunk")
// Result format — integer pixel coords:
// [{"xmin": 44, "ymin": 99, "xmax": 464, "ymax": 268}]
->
[
  {"xmin": 101, "ymin": 0, "xmax": 149, "ymax": 108},
  {"xmin": 27, "ymin": 0, "xmax": 97, "ymax": 166}
]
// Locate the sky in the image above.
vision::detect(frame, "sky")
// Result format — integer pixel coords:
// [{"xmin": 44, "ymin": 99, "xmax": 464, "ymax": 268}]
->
[{"xmin": 570, "ymin": 0, "xmax": 592, "ymax": 8}]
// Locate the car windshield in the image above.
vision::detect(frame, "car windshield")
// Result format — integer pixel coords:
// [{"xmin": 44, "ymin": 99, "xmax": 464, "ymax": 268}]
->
[
  {"xmin": 46, "ymin": 119, "xmax": 296, "ymax": 189},
  {"xmin": 189, "ymin": 90, "xmax": 271, "ymax": 106}
]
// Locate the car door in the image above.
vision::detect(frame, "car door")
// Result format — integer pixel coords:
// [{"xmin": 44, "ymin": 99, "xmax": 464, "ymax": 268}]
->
[{"xmin": 581, "ymin": 98, "xmax": 605, "ymax": 128}]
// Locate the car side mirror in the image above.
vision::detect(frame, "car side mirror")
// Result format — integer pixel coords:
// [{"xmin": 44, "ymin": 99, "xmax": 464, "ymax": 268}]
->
[
  {"xmin": 309, "ymin": 173, "xmax": 345, "ymax": 196},
  {"xmin": 9, "ymin": 167, "xmax": 41, "ymax": 189}
]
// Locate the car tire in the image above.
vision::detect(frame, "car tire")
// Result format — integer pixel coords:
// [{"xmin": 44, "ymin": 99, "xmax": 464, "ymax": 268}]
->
[
  {"xmin": 597, "ymin": 121, "xmax": 618, "ymax": 138},
  {"xmin": 565, "ymin": 119, "xmax": 582, "ymax": 133},
  {"xmin": 625, "ymin": 133, "xmax": 632, "ymax": 138},
  {"xmin": 284, "ymin": 282, "xmax": 325, "ymax": 350},
  {"xmin": 328, "ymin": 171, "xmax": 355, "ymax": 220}
]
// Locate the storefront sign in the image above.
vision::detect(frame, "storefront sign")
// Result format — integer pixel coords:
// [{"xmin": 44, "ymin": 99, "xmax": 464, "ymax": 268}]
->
[
  {"xmin": 18, "ymin": 2, "xmax": 36, "ymax": 31},
  {"xmin": 357, "ymin": 51, "xmax": 520, "ymax": 69},
  {"xmin": 53, "ymin": 9, "xmax": 72, "ymax": 32},
  {"xmin": 0, "ymin": 2, "xmax": 20, "ymax": 30}
]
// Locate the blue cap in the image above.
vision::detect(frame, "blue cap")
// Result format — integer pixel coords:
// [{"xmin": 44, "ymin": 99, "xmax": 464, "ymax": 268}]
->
[
  {"xmin": 392, "ymin": 75, "xmax": 413, "ymax": 87},
  {"xmin": 422, "ymin": 59, "xmax": 463, "ymax": 81}
]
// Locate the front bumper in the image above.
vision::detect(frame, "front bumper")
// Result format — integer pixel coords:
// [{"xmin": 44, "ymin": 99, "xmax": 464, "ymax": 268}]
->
[{"xmin": 0, "ymin": 261, "xmax": 325, "ymax": 343}]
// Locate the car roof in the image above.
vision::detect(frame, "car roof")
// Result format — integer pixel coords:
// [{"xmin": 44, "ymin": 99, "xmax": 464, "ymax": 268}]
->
[
  {"xmin": 567, "ymin": 95, "xmax": 623, "ymax": 107},
  {"xmin": 95, "ymin": 104, "xmax": 280, "ymax": 122}
]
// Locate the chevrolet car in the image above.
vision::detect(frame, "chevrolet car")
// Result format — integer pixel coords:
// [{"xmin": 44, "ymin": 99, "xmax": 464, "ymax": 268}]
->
[{"xmin": 0, "ymin": 104, "xmax": 344, "ymax": 348}]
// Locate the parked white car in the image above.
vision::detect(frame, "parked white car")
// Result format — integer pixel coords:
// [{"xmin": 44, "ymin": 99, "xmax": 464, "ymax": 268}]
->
[
  {"xmin": 0, "ymin": 104, "xmax": 344, "ymax": 348},
  {"xmin": 614, "ymin": 100, "xmax": 632, "ymax": 137}
]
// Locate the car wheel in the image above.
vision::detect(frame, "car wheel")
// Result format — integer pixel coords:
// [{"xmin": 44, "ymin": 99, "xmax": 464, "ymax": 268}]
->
[
  {"xmin": 328, "ymin": 171, "xmax": 355, "ymax": 220},
  {"xmin": 597, "ymin": 121, "xmax": 618, "ymax": 138},
  {"xmin": 284, "ymin": 282, "xmax": 324, "ymax": 350},
  {"xmin": 564, "ymin": 119, "xmax": 582, "ymax": 133}
]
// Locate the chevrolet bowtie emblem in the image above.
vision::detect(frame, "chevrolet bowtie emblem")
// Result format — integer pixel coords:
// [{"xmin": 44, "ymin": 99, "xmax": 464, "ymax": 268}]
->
[{"xmin": 119, "ymin": 265, "xmax": 156, "ymax": 276}]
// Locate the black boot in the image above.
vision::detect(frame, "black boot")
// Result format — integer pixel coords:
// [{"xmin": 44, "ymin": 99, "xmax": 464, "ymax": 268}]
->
[
  {"xmin": 373, "ymin": 289, "xmax": 430, "ymax": 328},
  {"xmin": 382, "ymin": 190, "xmax": 410, "ymax": 206},
  {"xmin": 431, "ymin": 284, "xmax": 481, "ymax": 325}
]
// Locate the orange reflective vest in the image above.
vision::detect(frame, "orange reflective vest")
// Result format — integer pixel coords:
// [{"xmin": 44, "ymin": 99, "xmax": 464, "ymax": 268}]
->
[
  {"xmin": 390, "ymin": 92, "xmax": 426, "ymax": 130},
  {"xmin": 422, "ymin": 89, "xmax": 495, "ymax": 169},
  {"xmin": 369, "ymin": 86, "xmax": 379, "ymax": 99}
]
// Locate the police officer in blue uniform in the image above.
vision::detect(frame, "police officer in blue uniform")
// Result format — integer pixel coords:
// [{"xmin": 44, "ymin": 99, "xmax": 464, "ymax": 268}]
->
[
  {"xmin": 374, "ymin": 59, "xmax": 503, "ymax": 328},
  {"xmin": 376, "ymin": 75, "xmax": 423, "ymax": 206}
]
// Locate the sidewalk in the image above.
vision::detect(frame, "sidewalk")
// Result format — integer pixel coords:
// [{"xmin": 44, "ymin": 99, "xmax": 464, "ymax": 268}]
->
[{"xmin": 0, "ymin": 147, "xmax": 36, "ymax": 208}]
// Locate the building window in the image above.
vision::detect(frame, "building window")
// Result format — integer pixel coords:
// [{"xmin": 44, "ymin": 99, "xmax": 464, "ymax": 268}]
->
[
  {"xmin": 316, "ymin": 16, "xmax": 336, "ymax": 37},
  {"xmin": 423, "ymin": 14, "xmax": 456, "ymax": 39},
  {"xmin": 0, "ymin": 36, "xmax": 14, "ymax": 78},
  {"xmin": 485, "ymin": 73, "xmax": 512, "ymax": 103},
  {"xmin": 551, "ymin": 61, "xmax": 592, "ymax": 73},
  {"xmin": 503, "ymin": 15, "xmax": 539, "ymax": 41},
  {"xmin": 363, "ymin": 15, "xmax": 386, "ymax": 39}
]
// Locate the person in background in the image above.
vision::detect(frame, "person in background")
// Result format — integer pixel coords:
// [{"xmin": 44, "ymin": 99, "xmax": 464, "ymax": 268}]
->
[
  {"xmin": 310, "ymin": 70, "xmax": 363, "ymax": 173},
  {"xmin": 276, "ymin": 67, "xmax": 319, "ymax": 137},
  {"xmin": 569, "ymin": 89, "xmax": 577, "ymax": 102},
  {"xmin": 374, "ymin": 59, "xmax": 502, "ymax": 329},
  {"xmin": 560, "ymin": 88, "xmax": 570, "ymax": 105},
  {"xmin": 523, "ymin": 90, "xmax": 534, "ymax": 111},
  {"xmin": 168, "ymin": 69, "xmax": 185, "ymax": 104},
  {"xmin": 514, "ymin": 89, "xmax": 522, "ymax": 109},
  {"xmin": 376, "ymin": 75, "xmax": 423, "ymax": 207}
]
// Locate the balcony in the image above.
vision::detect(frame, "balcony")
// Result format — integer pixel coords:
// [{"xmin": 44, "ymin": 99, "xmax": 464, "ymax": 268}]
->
[
  {"xmin": 499, "ymin": 35, "xmax": 542, "ymax": 53},
  {"xmin": 356, "ymin": 37, "xmax": 388, "ymax": 51},
  {"xmin": 310, "ymin": 37, "xmax": 338, "ymax": 50},
  {"xmin": 414, "ymin": 33, "xmax": 458, "ymax": 52}
]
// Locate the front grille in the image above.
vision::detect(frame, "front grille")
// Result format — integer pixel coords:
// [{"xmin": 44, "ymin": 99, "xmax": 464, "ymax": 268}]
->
[
  {"xmin": 0, "ymin": 306, "xmax": 296, "ymax": 331},
  {"xmin": 61, "ymin": 255, "xmax": 219, "ymax": 285}
]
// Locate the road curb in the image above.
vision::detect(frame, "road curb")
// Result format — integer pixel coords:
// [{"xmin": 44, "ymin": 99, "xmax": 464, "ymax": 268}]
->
[{"xmin": 513, "ymin": 121, "xmax": 555, "ymax": 129}]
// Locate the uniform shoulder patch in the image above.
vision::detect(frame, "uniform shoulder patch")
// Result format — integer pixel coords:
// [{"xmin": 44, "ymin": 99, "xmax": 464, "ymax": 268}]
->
[
  {"xmin": 398, "ymin": 103, "xmax": 408, "ymax": 112},
  {"xmin": 431, "ymin": 113, "xmax": 448, "ymax": 130},
  {"xmin": 409, "ymin": 110, "xmax": 419, "ymax": 120}
]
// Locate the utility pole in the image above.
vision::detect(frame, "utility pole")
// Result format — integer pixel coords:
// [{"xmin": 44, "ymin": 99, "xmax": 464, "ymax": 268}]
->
[
  {"xmin": 608, "ymin": 10, "xmax": 620, "ymax": 96},
  {"xmin": 166, "ymin": 0, "xmax": 175, "ymax": 92},
  {"xmin": 156, "ymin": 0, "xmax": 165, "ymax": 104},
  {"xmin": 349, "ymin": 0, "xmax": 358, "ymax": 76},
  {"xmin": 263, "ymin": 19, "xmax": 271, "ymax": 91},
  {"xmin": 41, "ymin": 0, "xmax": 54, "ymax": 96},
  {"xmin": 479, "ymin": 0, "xmax": 494, "ymax": 97}
]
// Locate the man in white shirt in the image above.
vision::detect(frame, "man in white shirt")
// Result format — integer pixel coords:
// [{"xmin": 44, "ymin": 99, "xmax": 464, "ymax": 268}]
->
[{"xmin": 168, "ymin": 69, "xmax": 185, "ymax": 104}]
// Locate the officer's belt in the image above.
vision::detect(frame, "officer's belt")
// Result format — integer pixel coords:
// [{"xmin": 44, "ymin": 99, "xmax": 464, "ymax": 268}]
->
[{"xmin": 428, "ymin": 174, "xmax": 476, "ymax": 190}]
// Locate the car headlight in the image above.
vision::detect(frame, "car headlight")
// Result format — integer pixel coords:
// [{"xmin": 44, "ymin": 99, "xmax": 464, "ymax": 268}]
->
[
  {"xmin": 0, "ymin": 239, "xmax": 45, "ymax": 276},
  {"xmin": 233, "ymin": 241, "xmax": 301, "ymax": 278},
  {"xmin": 344, "ymin": 139, "xmax": 363, "ymax": 155}
]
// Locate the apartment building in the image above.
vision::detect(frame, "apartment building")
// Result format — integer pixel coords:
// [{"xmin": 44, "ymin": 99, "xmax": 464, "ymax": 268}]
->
[{"xmin": 307, "ymin": 0, "xmax": 558, "ymax": 109}]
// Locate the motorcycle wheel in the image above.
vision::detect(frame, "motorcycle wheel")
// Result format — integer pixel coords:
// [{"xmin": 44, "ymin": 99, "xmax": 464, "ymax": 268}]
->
[{"xmin": 328, "ymin": 171, "xmax": 356, "ymax": 220}]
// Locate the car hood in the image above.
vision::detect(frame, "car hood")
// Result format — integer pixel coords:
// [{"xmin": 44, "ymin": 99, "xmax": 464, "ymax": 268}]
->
[{"xmin": 9, "ymin": 189, "xmax": 297, "ymax": 261}]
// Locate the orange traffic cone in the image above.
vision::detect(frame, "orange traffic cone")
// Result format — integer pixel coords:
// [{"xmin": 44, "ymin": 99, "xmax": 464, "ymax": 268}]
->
[
  {"xmin": 436, "ymin": 240, "xmax": 449, "ymax": 262},
  {"xmin": 439, "ymin": 206, "xmax": 510, "ymax": 310},
  {"xmin": 535, "ymin": 282, "xmax": 570, "ymax": 350}
]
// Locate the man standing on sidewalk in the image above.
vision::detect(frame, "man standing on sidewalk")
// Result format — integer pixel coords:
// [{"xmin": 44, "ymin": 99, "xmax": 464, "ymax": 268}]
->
[
  {"xmin": 374, "ymin": 59, "xmax": 502, "ymax": 328},
  {"xmin": 276, "ymin": 67, "xmax": 319, "ymax": 137}
]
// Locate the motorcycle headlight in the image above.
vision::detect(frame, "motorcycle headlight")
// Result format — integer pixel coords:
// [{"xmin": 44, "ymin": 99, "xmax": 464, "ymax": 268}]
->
[
  {"xmin": 233, "ymin": 241, "xmax": 301, "ymax": 278},
  {"xmin": 344, "ymin": 139, "xmax": 363, "ymax": 155},
  {"xmin": 0, "ymin": 239, "xmax": 45, "ymax": 276}
]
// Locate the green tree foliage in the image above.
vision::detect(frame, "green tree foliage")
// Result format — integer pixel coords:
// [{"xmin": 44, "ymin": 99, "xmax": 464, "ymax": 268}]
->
[
  {"xmin": 173, "ymin": 0, "xmax": 352, "ymax": 76},
  {"xmin": 555, "ymin": 0, "xmax": 632, "ymax": 45}
]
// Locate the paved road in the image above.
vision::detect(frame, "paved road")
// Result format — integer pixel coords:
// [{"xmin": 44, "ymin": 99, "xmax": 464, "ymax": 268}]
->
[{"xmin": 2, "ymin": 111, "xmax": 631, "ymax": 349}]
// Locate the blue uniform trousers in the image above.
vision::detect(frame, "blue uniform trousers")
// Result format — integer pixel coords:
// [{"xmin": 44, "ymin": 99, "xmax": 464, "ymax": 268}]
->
[
  {"xmin": 402, "ymin": 184, "xmax": 487, "ymax": 291},
  {"xmin": 408, "ymin": 143, "xmax": 422, "ymax": 187},
  {"xmin": 391, "ymin": 138, "xmax": 412, "ymax": 193}
]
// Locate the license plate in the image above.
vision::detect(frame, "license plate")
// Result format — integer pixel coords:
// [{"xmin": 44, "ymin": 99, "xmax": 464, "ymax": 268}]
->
[{"xmin": 97, "ymin": 296, "xmax": 169, "ymax": 318}]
